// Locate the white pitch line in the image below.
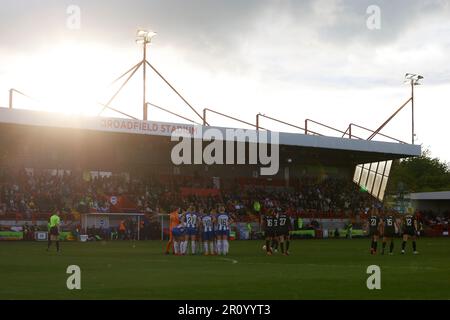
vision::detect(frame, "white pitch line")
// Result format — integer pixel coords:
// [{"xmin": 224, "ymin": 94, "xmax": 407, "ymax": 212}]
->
[{"xmin": 218, "ymin": 258, "xmax": 238, "ymax": 264}]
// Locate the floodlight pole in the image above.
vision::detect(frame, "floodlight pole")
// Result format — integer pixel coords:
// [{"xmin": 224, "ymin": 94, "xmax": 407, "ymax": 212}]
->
[
  {"xmin": 411, "ymin": 80, "xmax": 414, "ymax": 145},
  {"xmin": 9, "ymin": 89, "xmax": 13, "ymax": 109},
  {"xmin": 99, "ymin": 30, "xmax": 207, "ymax": 124},
  {"xmin": 143, "ymin": 40, "xmax": 148, "ymax": 121},
  {"xmin": 368, "ymin": 74, "xmax": 421, "ymax": 143},
  {"xmin": 406, "ymin": 73, "xmax": 422, "ymax": 145},
  {"xmin": 136, "ymin": 30, "xmax": 156, "ymax": 121}
]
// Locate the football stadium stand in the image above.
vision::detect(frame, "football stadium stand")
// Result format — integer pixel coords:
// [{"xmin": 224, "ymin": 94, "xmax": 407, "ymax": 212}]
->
[{"xmin": 0, "ymin": 106, "xmax": 423, "ymax": 239}]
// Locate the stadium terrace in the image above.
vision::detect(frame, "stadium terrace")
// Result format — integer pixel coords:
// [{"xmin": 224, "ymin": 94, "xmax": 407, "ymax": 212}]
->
[{"xmin": 0, "ymin": 106, "xmax": 420, "ymax": 202}]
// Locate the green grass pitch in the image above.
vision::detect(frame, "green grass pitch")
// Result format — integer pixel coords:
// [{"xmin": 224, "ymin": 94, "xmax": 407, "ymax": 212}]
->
[{"xmin": 1, "ymin": 238, "xmax": 449, "ymax": 300}]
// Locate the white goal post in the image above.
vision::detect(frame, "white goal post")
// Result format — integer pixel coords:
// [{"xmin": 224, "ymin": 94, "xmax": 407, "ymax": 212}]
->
[{"xmin": 81, "ymin": 212, "xmax": 170, "ymax": 240}]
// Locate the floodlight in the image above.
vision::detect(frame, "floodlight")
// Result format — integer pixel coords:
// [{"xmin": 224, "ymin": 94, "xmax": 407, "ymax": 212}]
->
[
  {"xmin": 136, "ymin": 30, "xmax": 148, "ymax": 37},
  {"xmin": 404, "ymin": 73, "xmax": 424, "ymax": 85},
  {"xmin": 136, "ymin": 29, "xmax": 157, "ymax": 44},
  {"xmin": 404, "ymin": 73, "xmax": 423, "ymax": 145}
]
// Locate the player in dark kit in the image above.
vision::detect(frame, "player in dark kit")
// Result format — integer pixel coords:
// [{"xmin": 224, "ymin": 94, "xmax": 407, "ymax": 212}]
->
[
  {"xmin": 276, "ymin": 207, "xmax": 292, "ymax": 255},
  {"xmin": 271, "ymin": 212, "xmax": 279, "ymax": 253},
  {"xmin": 381, "ymin": 211, "xmax": 398, "ymax": 255},
  {"xmin": 401, "ymin": 213, "xmax": 419, "ymax": 254},
  {"xmin": 263, "ymin": 209, "xmax": 276, "ymax": 255},
  {"xmin": 367, "ymin": 208, "xmax": 381, "ymax": 255}
]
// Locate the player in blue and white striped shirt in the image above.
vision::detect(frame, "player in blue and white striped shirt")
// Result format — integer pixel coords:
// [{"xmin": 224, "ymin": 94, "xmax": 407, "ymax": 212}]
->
[
  {"xmin": 185, "ymin": 205, "xmax": 199, "ymax": 255},
  {"xmin": 200, "ymin": 208, "xmax": 215, "ymax": 255},
  {"xmin": 216, "ymin": 205, "xmax": 232, "ymax": 255}
]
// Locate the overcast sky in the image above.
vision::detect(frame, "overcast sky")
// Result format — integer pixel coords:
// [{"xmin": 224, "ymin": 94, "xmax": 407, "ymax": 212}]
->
[{"xmin": 0, "ymin": 0, "xmax": 449, "ymax": 162}]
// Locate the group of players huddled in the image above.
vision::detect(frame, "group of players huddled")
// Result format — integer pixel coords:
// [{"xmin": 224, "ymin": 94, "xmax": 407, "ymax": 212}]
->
[
  {"xmin": 165, "ymin": 204, "xmax": 232, "ymax": 256},
  {"xmin": 367, "ymin": 208, "xmax": 419, "ymax": 255},
  {"xmin": 164, "ymin": 202, "xmax": 420, "ymax": 257},
  {"xmin": 262, "ymin": 207, "xmax": 293, "ymax": 256},
  {"xmin": 164, "ymin": 204, "xmax": 294, "ymax": 256}
]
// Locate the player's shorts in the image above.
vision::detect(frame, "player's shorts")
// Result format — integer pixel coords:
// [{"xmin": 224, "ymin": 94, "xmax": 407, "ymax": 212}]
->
[
  {"xmin": 202, "ymin": 231, "xmax": 214, "ymax": 241},
  {"xmin": 172, "ymin": 227, "xmax": 185, "ymax": 237},
  {"xmin": 278, "ymin": 228, "xmax": 289, "ymax": 237},
  {"xmin": 383, "ymin": 228, "xmax": 395, "ymax": 237},
  {"xmin": 369, "ymin": 228, "xmax": 379, "ymax": 236},
  {"xmin": 216, "ymin": 229, "xmax": 229, "ymax": 237},
  {"xmin": 49, "ymin": 226, "xmax": 59, "ymax": 236},
  {"xmin": 403, "ymin": 228, "xmax": 416, "ymax": 236},
  {"xmin": 265, "ymin": 228, "xmax": 275, "ymax": 238},
  {"xmin": 186, "ymin": 227, "xmax": 198, "ymax": 236}
]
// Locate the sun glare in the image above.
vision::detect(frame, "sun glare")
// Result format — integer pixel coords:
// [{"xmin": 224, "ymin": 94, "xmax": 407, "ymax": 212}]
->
[{"xmin": 14, "ymin": 42, "xmax": 124, "ymax": 116}]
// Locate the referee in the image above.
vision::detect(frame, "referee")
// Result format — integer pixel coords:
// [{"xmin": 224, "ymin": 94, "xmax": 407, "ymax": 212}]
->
[{"xmin": 47, "ymin": 209, "xmax": 61, "ymax": 252}]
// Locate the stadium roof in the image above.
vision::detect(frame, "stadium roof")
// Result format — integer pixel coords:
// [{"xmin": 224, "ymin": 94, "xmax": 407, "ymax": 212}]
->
[
  {"xmin": 0, "ymin": 107, "xmax": 420, "ymax": 164},
  {"xmin": 409, "ymin": 191, "xmax": 450, "ymax": 200}
]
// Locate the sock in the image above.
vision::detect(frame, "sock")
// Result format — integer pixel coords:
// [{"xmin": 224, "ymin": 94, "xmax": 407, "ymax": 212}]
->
[
  {"xmin": 280, "ymin": 242, "xmax": 285, "ymax": 254},
  {"xmin": 47, "ymin": 239, "xmax": 51, "ymax": 249},
  {"xmin": 56, "ymin": 241, "xmax": 60, "ymax": 252},
  {"xmin": 182, "ymin": 241, "xmax": 188, "ymax": 254},
  {"xmin": 223, "ymin": 240, "xmax": 229, "ymax": 254},
  {"xmin": 191, "ymin": 241, "xmax": 196, "ymax": 254},
  {"xmin": 390, "ymin": 241, "xmax": 394, "ymax": 253},
  {"xmin": 166, "ymin": 240, "xmax": 172, "ymax": 253},
  {"xmin": 382, "ymin": 241, "xmax": 386, "ymax": 253},
  {"xmin": 213, "ymin": 241, "xmax": 217, "ymax": 254},
  {"xmin": 220, "ymin": 240, "xmax": 224, "ymax": 254},
  {"xmin": 402, "ymin": 241, "xmax": 406, "ymax": 251},
  {"xmin": 286, "ymin": 240, "xmax": 290, "ymax": 252},
  {"xmin": 266, "ymin": 240, "xmax": 271, "ymax": 252},
  {"xmin": 413, "ymin": 241, "xmax": 417, "ymax": 252},
  {"xmin": 272, "ymin": 240, "xmax": 278, "ymax": 250},
  {"xmin": 204, "ymin": 242, "xmax": 209, "ymax": 254},
  {"xmin": 374, "ymin": 241, "xmax": 377, "ymax": 252},
  {"xmin": 217, "ymin": 240, "xmax": 223, "ymax": 254}
]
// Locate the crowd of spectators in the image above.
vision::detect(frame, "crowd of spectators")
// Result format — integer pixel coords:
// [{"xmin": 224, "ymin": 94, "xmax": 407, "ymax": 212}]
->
[
  {"xmin": 0, "ymin": 168, "xmax": 379, "ymax": 221},
  {"xmin": 421, "ymin": 210, "xmax": 449, "ymax": 231},
  {"xmin": 222, "ymin": 177, "xmax": 377, "ymax": 218},
  {"xmin": 0, "ymin": 169, "xmax": 132, "ymax": 217}
]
